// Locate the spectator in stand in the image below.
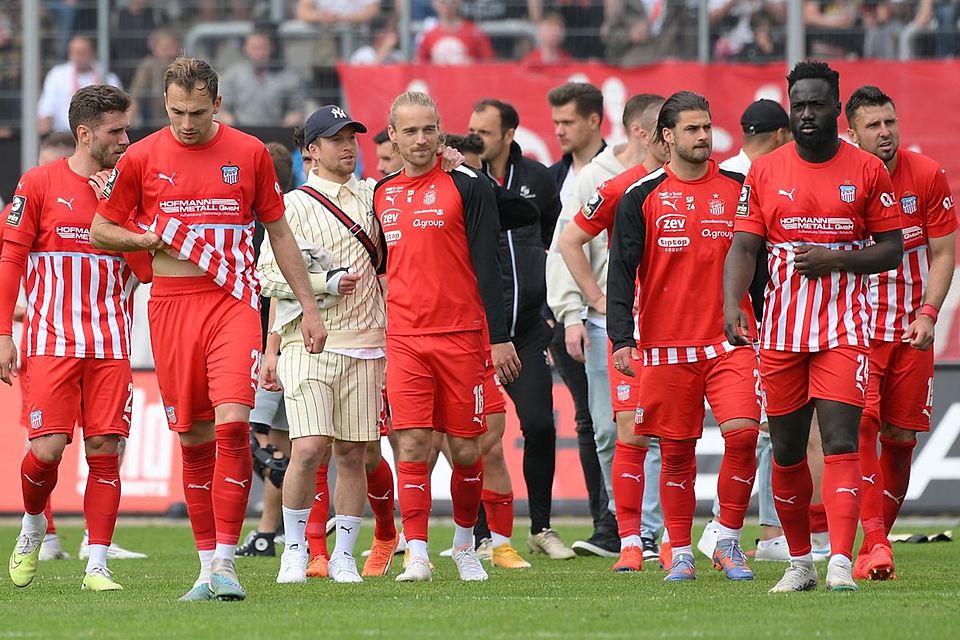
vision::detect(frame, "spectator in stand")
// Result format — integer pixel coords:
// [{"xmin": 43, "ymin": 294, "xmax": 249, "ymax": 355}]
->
[
  {"xmin": 602, "ymin": 0, "xmax": 697, "ymax": 65},
  {"xmin": 219, "ymin": 30, "xmax": 305, "ymax": 127},
  {"xmin": 737, "ymin": 8, "xmax": 785, "ymax": 62},
  {"xmin": 710, "ymin": 1, "xmax": 785, "ymax": 60},
  {"xmin": 37, "ymin": 35, "xmax": 123, "ymax": 136},
  {"xmin": 0, "ymin": 8, "xmax": 20, "ymax": 138},
  {"xmin": 862, "ymin": 1, "xmax": 912, "ymax": 59},
  {"xmin": 296, "ymin": 0, "xmax": 381, "ymax": 25},
  {"xmin": 804, "ymin": 0, "xmax": 862, "ymax": 58},
  {"xmin": 532, "ymin": 0, "xmax": 606, "ymax": 59},
  {"xmin": 521, "ymin": 11, "xmax": 573, "ymax": 64},
  {"xmin": 129, "ymin": 30, "xmax": 181, "ymax": 129},
  {"xmin": 350, "ymin": 13, "xmax": 404, "ymax": 64},
  {"xmin": 111, "ymin": 0, "xmax": 156, "ymax": 87},
  {"xmin": 418, "ymin": 0, "xmax": 495, "ymax": 64}
]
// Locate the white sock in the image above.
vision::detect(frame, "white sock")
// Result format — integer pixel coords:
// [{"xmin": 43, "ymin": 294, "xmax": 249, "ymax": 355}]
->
[
  {"xmin": 408, "ymin": 539, "xmax": 429, "ymax": 560},
  {"xmin": 758, "ymin": 534, "xmax": 786, "ymax": 548},
  {"xmin": 213, "ymin": 542, "xmax": 235, "ymax": 561},
  {"xmin": 453, "ymin": 524, "xmax": 474, "ymax": 550},
  {"xmin": 490, "ymin": 532, "xmax": 510, "ymax": 548},
  {"xmin": 673, "ymin": 545, "xmax": 694, "ymax": 558},
  {"xmin": 621, "ymin": 534, "xmax": 642, "ymax": 550},
  {"xmin": 22, "ymin": 512, "xmax": 46, "ymax": 536},
  {"xmin": 332, "ymin": 515, "xmax": 362, "ymax": 558},
  {"xmin": 82, "ymin": 529, "xmax": 90, "ymax": 543},
  {"xmin": 43, "ymin": 533, "xmax": 59, "ymax": 545},
  {"xmin": 791, "ymin": 553, "xmax": 814, "ymax": 565},
  {"xmin": 281, "ymin": 506, "xmax": 311, "ymax": 552},
  {"xmin": 195, "ymin": 549, "xmax": 215, "ymax": 586},
  {"xmin": 85, "ymin": 544, "xmax": 108, "ymax": 573},
  {"xmin": 717, "ymin": 524, "xmax": 741, "ymax": 543},
  {"xmin": 399, "ymin": 531, "xmax": 407, "ymax": 546}
]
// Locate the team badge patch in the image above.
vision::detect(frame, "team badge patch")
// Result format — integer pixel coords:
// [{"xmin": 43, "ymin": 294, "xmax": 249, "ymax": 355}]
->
[
  {"xmin": 901, "ymin": 195, "xmax": 918, "ymax": 214},
  {"xmin": 165, "ymin": 405, "xmax": 177, "ymax": 425},
  {"xmin": 221, "ymin": 164, "xmax": 240, "ymax": 185},
  {"xmin": 29, "ymin": 410, "xmax": 42, "ymax": 430},
  {"xmin": 582, "ymin": 190, "xmax": 604, "ymax": 219},
  {"xmin": 7, "ymin": 195, "xmax": 26, "ymax": 226},
  {"xmin": 709, "ymin": 198, "xmax": 725, "ymax": 216},
  {"xmin": 423, "ymin": 186, "xmax": 437, "ymax": 205},
  {"xmin": 839, "ymin": 184, "xmax": 857, "ymax": 203},
  {"xmin": 635, "ymin": 407, "xmax": 644, "ymax": 425},
  {"xmin": 736, "ymin": 185, "xmax": 750, "ymax": 217},
  {"xmin": 616, "ymin": 383, "xmax": 631, "ymax": 402}
]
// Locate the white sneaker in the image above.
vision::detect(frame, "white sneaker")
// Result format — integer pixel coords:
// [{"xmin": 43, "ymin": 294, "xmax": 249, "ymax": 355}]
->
[
  {"xmin": 811, "ymin": 532, "xmax": 831, "ymax": 562},
  {"xmin": 395, "ymin": 556, "xmax": 432, "ymax": 582},
  {"xmin": 769, "ymin": 560, "xmax": 818, "ymax": 593},
  {"xmin": 328, "ymin": 554, "xmax": 363, "ymax": 583},
  {"xmin": 39, "ymin": 536, "xmax": 71, "ymax": 561},
  {"xmin": 79, "ymin": 535, "xmax": 147, "ymax": 561},
  {"xmin": 438, "ymin": 546, "xmax": 454, "ymax": 558},
  {"xmin": 276, "ymin": 546, "xmax": 309, "ymax": 584},
  {"xmin": 452, "ymin": 545, "xmax": 488, "ymax": 582},
  {"xmin": 826, "ymin": 555, "xmax": 858, "ymax": 592},
  {"xmin": 755, "ymin": 535, "xmax": 791, "ymax": 562},
  {"xmin": 476, "ymin": 538, "xmax": 493, "ymax": 562},
  {"xmin": 527, "ymin": 528, "xmax": 576, "ymax": 560},
  {"xmin": 696, "ymin": 520, "xmax": 720, "ymax": 559}
]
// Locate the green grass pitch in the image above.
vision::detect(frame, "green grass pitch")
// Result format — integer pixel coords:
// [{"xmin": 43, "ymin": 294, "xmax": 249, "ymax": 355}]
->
[{"xmin": 1, "ymin": 520, "xmax": 958, "ymax": 639}]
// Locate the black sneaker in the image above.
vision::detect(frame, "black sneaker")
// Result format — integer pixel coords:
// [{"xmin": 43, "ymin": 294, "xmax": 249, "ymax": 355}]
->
[
  {"xmin": 641, "ymin": 537, "xmax": 660, "ymax": 562},
  {"xmin": 571, "ymin": 531, "xmax": 620, "ymax": 558},
  {"xmin": 235, "ymin": 531, "xmax": 276, "ymax": 557}
]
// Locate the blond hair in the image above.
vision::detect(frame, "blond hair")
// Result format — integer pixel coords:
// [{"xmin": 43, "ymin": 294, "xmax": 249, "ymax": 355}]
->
[{"xmin": 388, "ymin": 91, "xmax": 440, "ymax": 128}]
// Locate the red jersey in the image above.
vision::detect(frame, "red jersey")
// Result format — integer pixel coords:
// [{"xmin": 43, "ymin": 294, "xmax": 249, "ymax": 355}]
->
[
  {"xmin": 97, "ymin": 124, "xmax": 284, "ymax": 308},
  {"xmin": 870, "ymin": 149, "xmax": 956, "ymax": 342},
  {"xmin": 374, "ymin": 163, "xmax": 508, "ymax": 342},
  {"xmin": 736, "ymin": 141, "xmax": 901, "ymax": 352},
  {"xmin": 417, "ymin": 21, "xmax": 494, "ymax": 64},
  {"xmin": 4, "ymin": 159, "xmax": 136, "ymax": 359},
  {"xmin": 608, "ymin": 160, "xmax": 755, "ymax": 364}
]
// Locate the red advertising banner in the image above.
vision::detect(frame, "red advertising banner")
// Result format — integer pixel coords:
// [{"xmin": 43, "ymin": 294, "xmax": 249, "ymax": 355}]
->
[{"xmin": 338, "ymin": 60, "xmax": 960, "ymax": 359}]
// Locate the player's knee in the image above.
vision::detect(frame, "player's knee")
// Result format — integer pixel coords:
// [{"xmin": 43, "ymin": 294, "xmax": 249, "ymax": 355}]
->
[
  {"xmin": 334, "ymin": 441, "xmax": 365, "ymax": 470},
  {"xmin": 363, "ymin": 441, "xmax": 383, "ymax": 472},
  {"xmin": 879, "ymin": 422, "xmax": 917, "ymax": 443},
  {"xmin": 30, "ymin": 434, "xmax": 68, "ymax": 463},
  {"xmin": 819, "ymin": 425, "xmax": 858, "ymax": 456},
  {"xmin": 448, "ymin": 439, "xmax": 481, "ymax": 467},
  {"xmin": 83, "ymin": 434, "xmax": 120, "ymax": 457},
  {"xmin": 292, "ymin": 436, "xmax": 330, "ymax": 468}
]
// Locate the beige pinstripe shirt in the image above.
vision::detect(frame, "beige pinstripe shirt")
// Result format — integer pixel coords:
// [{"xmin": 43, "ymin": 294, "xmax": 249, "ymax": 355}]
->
[{"xmin": 258, "ymin": 170, "xmax": 386, "ymax": 350}]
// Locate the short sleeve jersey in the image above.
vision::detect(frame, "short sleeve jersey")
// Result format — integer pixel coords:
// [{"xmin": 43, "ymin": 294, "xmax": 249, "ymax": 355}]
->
[
  {"xmin": 608, "ymin": 160, "xmax": 755, "ymax": 364},
  {"xmin": 6, "ymin": 159, "xmax": 136, "ymax": 359},
  {"xmin": 96, "ymin": 124, "xmax": 284, "ymax": 308},
  {"xmin": 736, "ymin": 141, "xmax": 901, "ymax": 352},
  {"xmin": 374, "ymin": 163, "xmax": 487, "ymax": 336},
  {"xmin": 870, "ymin": 148, "xmax": 957, "ymax": 341}
]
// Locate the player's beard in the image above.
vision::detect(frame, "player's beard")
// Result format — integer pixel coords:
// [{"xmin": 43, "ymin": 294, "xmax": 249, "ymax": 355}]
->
[
  {"xmin": 674, "ymin": 142, "xmax": 711, "ymax": 165},
  {"xmin": 90, "ymin": 139, "xmax": 126, "ymax": 170},
  {"xmin": 792, "ymin": 118, "xmax": 838, "ymax": 152},
  {"xmin": 400, "ymin": 143, "xmax": 437, "ymax": 171}
]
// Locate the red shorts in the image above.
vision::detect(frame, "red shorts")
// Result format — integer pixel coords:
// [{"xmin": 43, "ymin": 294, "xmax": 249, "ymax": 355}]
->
[
  {"xmin": 23, "ymin": 356, "xmax": 131, "ymax": 444},
  {"xmin": 386, "ymin": 331, "xmax": 487, "ymax": 438},
  {"xmin": 608, "ymin": 341, "xmax": 641, "ymax": 414},
  {"xmin": 864, "ymin": 341, "xmax": 934, "ymax": 431},
  {"xmin": 759, "ymin": 345, "xmax": 869, "ymax": 416},
  {"xmin": 635, "ymin": 346, "xmax": 761, "ymax": 440},
  {"xmin": 149, "ymin": 276, "xmax": 262, "ymax": 432},
  {"xmin": 483, "ymin": 350, "xmax": 507, "ymax": 416}
]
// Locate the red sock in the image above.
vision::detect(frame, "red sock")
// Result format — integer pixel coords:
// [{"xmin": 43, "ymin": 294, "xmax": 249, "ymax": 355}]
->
[
  {"xmin": 612, "ymin": 441, "xmax": 647, "ymax": 539},
  {"xmin": 397, "ymin": 461, "xmax": 431, "ymax": 542},
  {"xmin": 822, "ymin": 453, "xmax": 861, "ymax": 560},
  {"xmin": 181, "ymin": 440, "xmax": 217, "ymax": 551},
  {"xmin": 879, "ymin": 436, "xmax": 916, "ymax": 533},
  {"xmin": 451, "ymin": 458, "xmax": 484, "ymax": 529},
  {"xmin": 858, "ymin": 415, "xmax": 886, "ymax": 553},
  {"xmin": 84, "ymin": 454, "xmax": 121, "ymax": 546},
  {"xmin": 212, "ymin": 422, "xmax": 253, "ymax": 546},
  {"xmin": 809, "ymin": 504, "xmax": 828, "ymax": 533},
  {"xmin": 44, "ymin": 498, "xmax": 56, "ymax": 534},
  {"xmin": 366, "ymin": 458, "xmax": 397, "ymax": 542},
  {"xmin": 659, "ymin": 439, "xmax": 697, "ymax": 549},
  {"xmin": 772, "ymin": 458, "xmax": 813, "ymax": 557},
  {"xmin": 21, "ymin": 449, "xmax": 59, "ymax": 515},
  {"xmin": 306, "ymin": 465, "xmax": 330, "ymax": 559},
  {"xmin": 717, "ymin": 428, "xmax": 759, "ymax": 530},
  {"xmin": 481, "ymin": 490, "xmax": 514, "ymax": 539}
]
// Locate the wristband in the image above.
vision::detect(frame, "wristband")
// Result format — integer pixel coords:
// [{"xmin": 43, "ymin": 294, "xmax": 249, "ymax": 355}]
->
[{"xmin": 919, "ymin": 304, "xmax": 939, "ymax": 323}]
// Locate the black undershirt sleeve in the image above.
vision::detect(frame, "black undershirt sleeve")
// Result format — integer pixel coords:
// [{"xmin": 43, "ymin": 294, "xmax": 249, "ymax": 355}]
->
[{"xmin": 607, "ymin": 185, "xmax": 648, "ymax": 353}]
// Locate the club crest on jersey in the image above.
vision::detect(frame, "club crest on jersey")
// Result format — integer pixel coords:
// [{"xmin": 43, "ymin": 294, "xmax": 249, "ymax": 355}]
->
[
  {"xmin": 617, "ymin": 383, "xmax": 631, "ymax": 402},
  {"xmin": 7, "ymin": 195, "xmax": 26, "ymax": 226},
  {"xmin": 423, "ymin": 186, "xmax": 437, "ymax": 206},
  {"xmin": 221, "ymin": 164, "xmax": 240, "ymax": 185},
  {"xmin": 635, "ymin": 407, "xmax": 644, "ymax": 425},
  {"xmin": 901, "ymin": 194, "xmax": 918, "ymax": 214},
  {"xmin": 29, "ymin": 410, "xmax": 42, "ymax": 430},
  {"xmin": 839, "ymin": 184, "xmax": 857, "ymax": 203},
  {"xmin": 708, "ymin": 197, "xmax": 725, "ymax": 216},
  {"xmin": 583, "ymin": 190, "xmax": 604, "ymax": 219},
  {"xmin": 165, "ymin": 405, "xmax": 177, "ymax": 425},
  {"xmin": 736, "ymin": 185, "xmax": 750, "ymax": 217}
]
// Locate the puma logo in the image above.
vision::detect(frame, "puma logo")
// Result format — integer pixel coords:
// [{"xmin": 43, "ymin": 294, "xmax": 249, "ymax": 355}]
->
[
  {"xmin": 187, "ymin": 481, "xmax": 211, "ymax": 491},
  {"xmin": 778, "ymin": 188, "xmax": 796, "ymax": 202},
  {"xmin": 661, "ymin": 199, "xmax": 679, "ymax": 211},
  {"xmin": 23, "ymin": 474, "xmax": 45, "ymax": 487},
  {"xmin": 314, "ymin": 493, "xmax": 324, "ymax": 502},
  {"xmin": 774, "ymin": 495, "xmax": 796, "ymax": 504},
  {"xmin": 224, "ymin": 477, "xmax": 249, "ymax": 488},
  {"xmin": 862, "ymin": 474, "xmax": 877, "ymax": 485},
  {"xmin": 297, "ymin": 520, "xmax": 306, "ymax": 525},
  {"xmin": 462, "ymin": 474, "xmax": 482, "ymax": 483},
  {"xmin": 339, "ymin": 525, "xmax": 353, "ymax": 534},
  {"xmin": 96, "ymin": 478, "xmax": 119, "ymax": 487},
  {"xmin": 922, "ymin": 409, "xmax": 932, "ymax": 419},
  {"xmin": 56, "ymin": 197, "xmax": 74, "ymax": 211},
  {"xmin": 856, "ymin": 381, "xmax": 866, "ymax": 396},
  {"xmin": 732, "ymin": 475, "xmax": 755, "ymax": 485},
  {"xmin": 619, "ymin": 473, "xmax": 643, "ymax": 483},
  {"xmin": 403, "ymin": 483, "xmax": 426, "ymax": 492},
  {"xmin": 473, "ymin": 416, "xmax": 483, "ymax": 425},
  {"xmin": 367, "ymin": 492, "xmax": 392, "ymax": 501},
  {"xmin": 157, "ymin": 172, "xmax": 176, "ymax": 186},
  {"xmin": 665, "ymin": 481, "xmax": 687, "ymax": 490},
  {"xmin": 835, "ymin": 487, "xmax": 859, "ymax": 497},
  {"xmin": 385, "ymin": 193, "xmax": 397, "ymax": 205},
  {"xmin": 883, "ymin": 490, "xmax": 905, "ymax": 505}
]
